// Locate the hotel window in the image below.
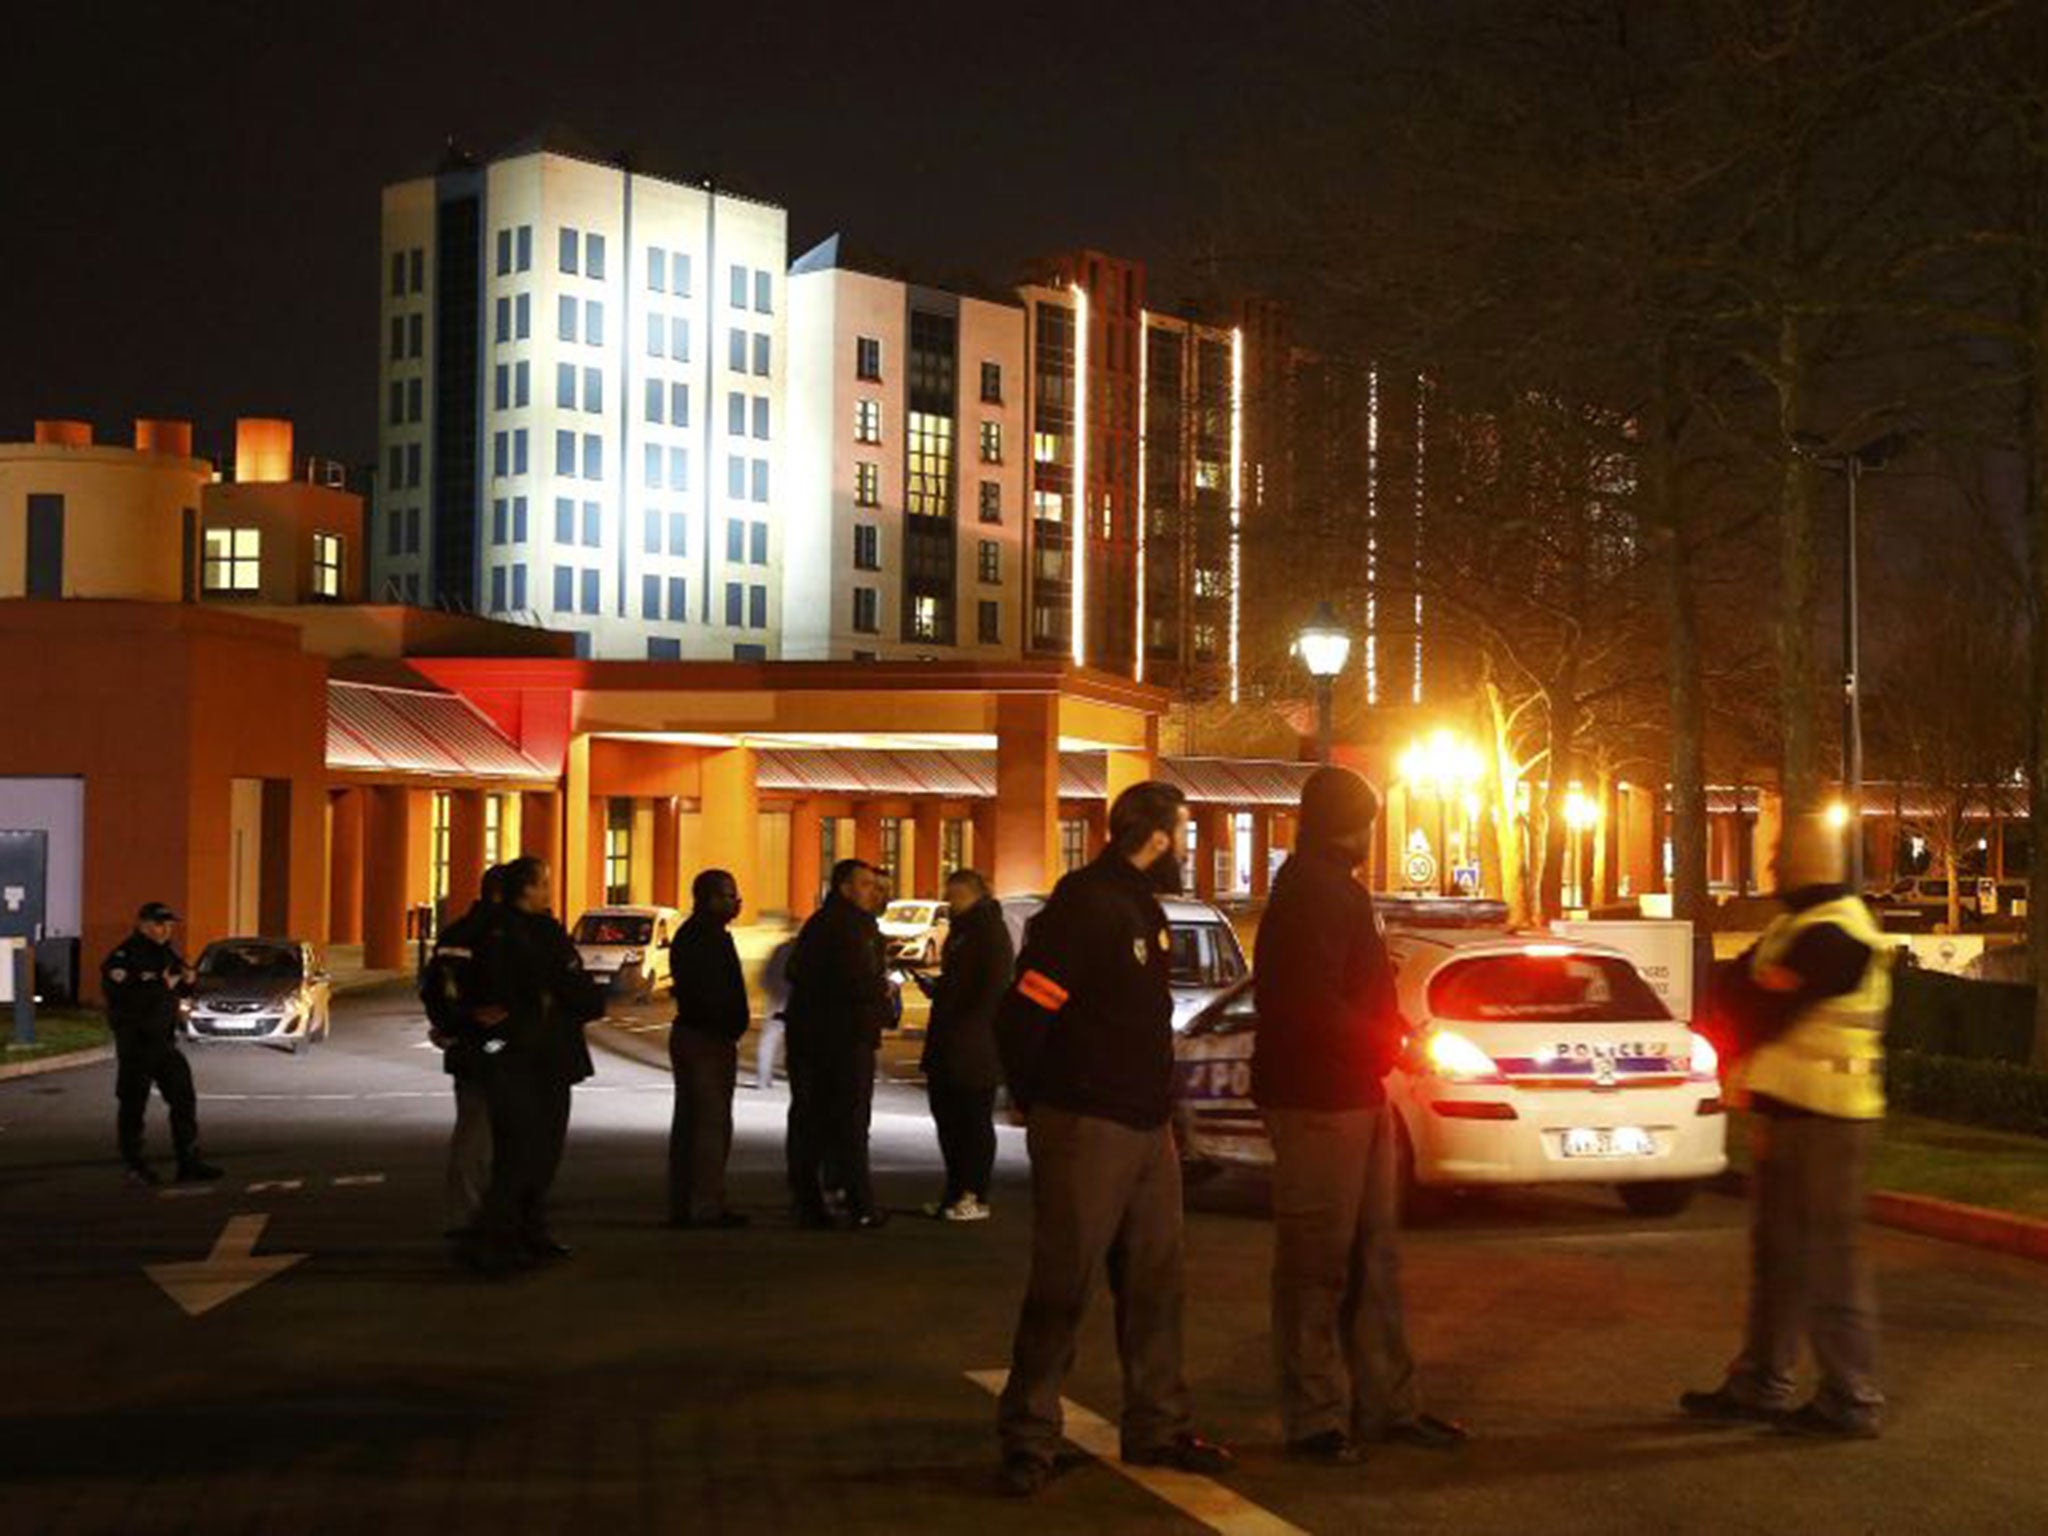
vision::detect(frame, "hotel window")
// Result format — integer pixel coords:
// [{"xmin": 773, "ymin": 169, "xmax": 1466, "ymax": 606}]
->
[
  {"xmin": 388, "ymin": 381, "xmax": 403, "ymax": 426},
  {"xmin": 646, "ymin": 378, "xmax": 665, "ymax": 423},
  {"xmin": 559, "ymin": 227, "xmax": 578, "ymax": 275},
  {"xmin": 942, "ymin": 818, "xmax": 966, "ymax": 872},
  {"xmin": 649, "ymin": 637, "xmax": 682, "ymax": 660},
  {"xmin": 667, "ymin": 577, "xmax": 687, "ymax": 621},
  {"xmin": 407, "ymin": 442, "xmax": 423, "ymax": 486},
  {"xmin": 405, "ymin": 508, "xmax": 421, "ymax": 553},
  {"xmin": 980, "ymin": 361, "xmax": 1002, "ymax": 403},
  {"xmin": 648, "ymin": 313, "xmax": 666, "ymax": 358},
  {"xmin": 649, "ymin": 248, "xmax": 667, "ymax": 292},
  {"xmin": 516, "ymin": 294, "xmax": 531, "ymax": 339},
  {"xmin": 494, "ymin": 297, "xmax": 511, "ymax": 344},
  {"xmin": 514, "ymin": 360, "xmax": 529, "ymax": 406},
  {"xmin": 556, "ymin": 430, "xmax": 576, "ymax": 476},
  {"xmin": 406, "ymin": 378, "xmax": 422, "ymax": 422},
  {"xmin": 879, "ymin": 818, "xmax": 902, "ymax": 887},
  {"xmin": 582, "ymin": 435, "xmax": 602, "ymax": 481},
  {"xmin": 483, "ymin": 795, "xmax": 504, "ymax": 867},
  {"xmin": 671, "ymin": 382, "xmax": 689, "ymax": 426},
  {"xmin": 671, "ymin": 316, "xmax": 690, "ymax": 360},
  {"xmin": 1033, "ymin": 431, "xmax": 1060, "ymax": 464},
  {"xmin": 604, "ymin": 801, "xmax": 632, "ymax": 905},
  {"xmin": 854, "ymin": 399, "xmax": 881, "ymax": 443},
  {"xmin": 512, "ymin": 564, "xmax": 527, "ymax": 608},
  {"xmin": 749, "ymin": 585, "xmax": 767, "ymax": 628},
  {"xmin": 754, "ymin": 270, "xmax": 773, "ymax": 313},
  {"xmin": 1195, "ymin": 460, "xmax": 1223, "ymax": 490},
  {"xmin": 979, "ymin": 421, "xmax": 1003, "ymax": 463},
  {"xmin": 728, "ymin": 392, "xmax": 746, "ymax": 435},
  {"xmin": 558, "ymin": 295, "xmax": 577, "ymax": 343},
  {"xmin": 389, "ymin": 251, "xmax": 404, "ymax": 296},
  {"xmin": 672, "ymin": 252, "xmax": 692, "ymax": 295},
  {"xmin": 493, "ymin": 498, "xmax": 509, "ymax": 544},
  {"xmin": 906, "ymin": 412, "xmax": 953, "ymax": 518},
  {"xmin": 493, "ymin": 432, "xmax": 510, "ymax": 479},
  {"xmin": 750, "ymin": 522, "xmax": 768, "ymax": 565},
  {"xmin": 389, "ymin": 445, "xmax": 403, "ymax": 489},
  {"xmin": 583, "ymin": 501, "xmax": 602, "ymax": 547},
  {"xmin": 555, "ymin": 498, "xmax": 575, "ymax": 543},
  {"xmin": 390, "ymin": 315, "xmax": 404, "ymax": 361},
  {"xmin": 910, "ymin": 594, "xmax": 940, "ymax": 642},
  {"xmin": 584, "ymin": 301, "xmax": 604, "ymax": 346},
  {"xmin": 513, "ymin": 430, "xmax": 528, "ymax": 475},
  {"xmin": 730, "ymin": 264, "xmax": 749, "ymax": 309},
  {"xmin": 725, "ymin": 582, "xmax": 744, "ymax": 626},
  {"xmin": 585, "ymin": 233, "xmax": 605, "ymax": 280},
  {"xmin": 557, "ymin": 362, "xmax": 576, "ymax": 409},
  {"xmin": 752, "ymin": 333, "xmax": 770, "ymax": 375},
  {"xmin": 408, "ymin": 249, "xmax": 424, "ymax": 292},
  {"xmin": 979, "ymin": 481, "xmax": 1001, "ymax": 524},
  {"xmin": 583, "ymin": 367, "xmax": 602, "ymax": 412},
  {"xmin": 496, "ymin": 228, "xmax": 512, "ymax": 276},
  {"xmin": 728, "ymin": 329, "xmax": 747, "ymax": 371},
  {"xmin": 642, "ymin": 574, "xmax": 661, "ymax": 620},
  {"xmin": 727, "ymin": 455, "xmax": 747, "ymax": 498},
  {"xmin": 202, "ymin": 528, "xmax": 260, "ymax": 592},
  {"xmin": 668, "ymin": 514, "xmax": 687, "ymax": 555},
  {"xmin": 854, "ymin": 461, "xmax": 880, "ymax": 507},
  {"xmin": 431, "ymin": 793, "xmax": 452, "ymax": 910},
  {"xmin": 517, "ymin": 225, "xmax": 532, "ymax": 271},
  {"xmin": 978, "ymin": 599, "xmax": 1001, "ymax": 645},
  {"xmin": 669, "ymin": 447, "xmax": 689, "ymax": 491},
  {"xmin": 580, "ymin": 568, "xmax": 600, "ymax": 615},
  {"xmin": 752, "ymin": 397, "xmax": 770, "ymax": 439},
  {"xmin": 856, "ymin": 336, "xmax": 882, "ymax": 381},
  {"xmin": 553, "ymin": 566, "xmax": 574, "ymax": 612},
  {"xmin": 751, "ymin": 459, "xmax": 769, "ymax": 502},
  {"xmin": 852, "ymin": 586, "xmax": 880, "ymax": 633},
  {"xmin": 409, "ymin": 313, "xmax": 423, "ymax": 357},
  {"xmin": 512, "ymin": 496, "xmax": 528, "ymax": 541},
  {"xmin": 1032, "ymin": 488, "xmax": 1066, "ymax": 524},
  {"xmin": 853, "ymin": 524, "xmax": 879, "ymax": 570},
  {"xmin": 492, "ymin": 566, "xmax": 508, "ymax": 612},
  {"xmin": 977, "ymin": 540, "xmax": 1000, "ymax": 584},
  {"xmin": 1194, "ymin": 622, "xmax": 1219, "ymax": 659},
  {"xmin": 643, "ymin": 508, "xmax": 662, "ymax": 554},
  {"xmin": 727, "ymin": 519, "xmax": 746, "ymax": 563},
  {"xmin": 312, "ymin": 532, "xmax": 343, "ymax": 598}
]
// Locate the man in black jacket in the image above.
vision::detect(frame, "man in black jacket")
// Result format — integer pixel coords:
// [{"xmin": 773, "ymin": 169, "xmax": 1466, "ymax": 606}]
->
[
  {"xmin": 463, "ymin": 857, "xmax": 605, "ymax": 1274},
  {"xmin": 1254, "ymin": 766, "xmax": 1463, "ymax": 1464},
  {"xmin": 421, "ymin": 864, "xmax": 508, "ymax": 1236},
  {"xmin": 101, "ymin": 901, "xmax": 220, "ymax": 1186},
  {"xmin": 783, "ymin": 858, "xmax": 894, "ymax": 1228},
  {"xmin": 992, "ymin": 782, "xmax": 1232, "ymax": 1496},
  {"xmin": 918, "ymin": 868, "xmax": 1013, "ymax": 1221},
  {"xmin": 668, "ymin": 868, "xmax": 751, "ymax": 1229}
]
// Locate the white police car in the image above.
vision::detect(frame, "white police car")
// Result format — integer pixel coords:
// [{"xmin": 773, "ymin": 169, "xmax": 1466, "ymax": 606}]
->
[
  {"xmin": 1000, "ymin": 892, "xmax": 1247, "ymax": 1033},
  {"xmin": 1174, "ymin": 909, "xmax": 1727, "ymax": 1216}
]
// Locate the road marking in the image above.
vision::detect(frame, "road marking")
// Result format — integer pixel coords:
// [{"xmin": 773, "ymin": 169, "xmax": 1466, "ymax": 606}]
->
[
  {"xmin": 145, "ymin": 1213, "xmax": 307, "ymax": 1318},
  {"xmin": 331, "ymin": 1173, "xmax": 385, "ymax": 1187},
  {"xmin": 965, "ymin": 1370, "xmax": 1307, "ymax": 1536},
  {"xmin": 246, "ymin": 1179, "xmax": 304, "ymax": 1194},
  {"xmin": 159, "ymin": 1186, "xmax": 214, "ymax": 1199}
]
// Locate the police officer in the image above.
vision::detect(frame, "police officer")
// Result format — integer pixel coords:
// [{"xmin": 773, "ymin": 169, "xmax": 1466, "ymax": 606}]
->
[
  {"xmin": 783, "ymin": 858, "xmax": 894, "ymax": 1229},
  {"xmin": 102, "ymin": 902, "xmax": 220, "ymax": 1186},
  {"xmin": 917, "ymin": 867, "xmax": 1013, "ymax": 1221},
  {"xmin": 462, "ymin": 857, "xmax": 605, "ymax": 1275},
  {"xmin": 667, "ymin": 868, "xmax": 750, "ymax": 1229},
  {"xmin": 421, "ymin": 863, "xmax": 509, "ymax": 1237},
  {"xmin": 1254, "ymin": 767, "xmax": 1464, "ymax": 1463},
  {"xmin": 993, "ymin": 781, "xmax": 1232, "ymax": 1496},
  {"xmin": 1683, "ymin": 813, "xmax": 1891, "ymax": 1437}
]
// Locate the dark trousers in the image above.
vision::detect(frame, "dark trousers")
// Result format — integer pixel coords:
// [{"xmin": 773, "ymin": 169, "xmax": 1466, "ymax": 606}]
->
[
  {"xmin": 785, "ymin": 1029, "xmax": 829, "ymax": 1216},
  {"xmin": 669, "ymin": 1027, "xmax": 738, "ymax": 1221},
  {"xmin": 1265, "ymin": 1105, "xmax": 1418, "ymax": 1440},
  {"xmin": 114, "ymin": 1032, "xmax": 198, "ymax": 1165},
  {"xmin": 478, "ymin": 1067, "xmax": 573, "ymax": 1246},
  {"xmin": 998, "ymin": 1106, "xmax": 1191, "ymax": 1462},
  {"xmin": 445, "ymin": 1077, "xmax": 492, "ymax": 1232},
  {"xmin": 928, "ymin": 1077, "xmax": 996, "ymax": 1205},
  {"xmin": 827, "ymin": 1041, "xmax": 879, "ymax": 1216},
  {"xmin": 1726, "ymin": 1111, "xmax": 1884, "ymax": 1422}
]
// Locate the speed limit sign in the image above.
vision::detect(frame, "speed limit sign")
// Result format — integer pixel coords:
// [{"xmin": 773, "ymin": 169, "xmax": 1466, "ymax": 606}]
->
[{"xmin": 1405, "ymin": 848, "xmax": 1438, "ymax": 890}]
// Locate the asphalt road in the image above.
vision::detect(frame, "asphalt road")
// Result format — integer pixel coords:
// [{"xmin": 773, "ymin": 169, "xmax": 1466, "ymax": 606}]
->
[{"xmin": 3, "ymin": 983, "xmax": 2045, "ymax": 1536}]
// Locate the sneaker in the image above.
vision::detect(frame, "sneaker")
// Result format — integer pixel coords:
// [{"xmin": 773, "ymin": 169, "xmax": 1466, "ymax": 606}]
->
[
  {"xmin": 943, "ymin": 1196, "xmax": 992, "ymax": 1223},
  {"xmin": 1679, "ymin": 1386, "xmax": 1787, "ymax": 1425},
  {"xmin": 921, "ymin": 1200, "xmax": 950, "ymax": 1219},
  {"xmin": 1774, "ymin": 1402, "xmax": 1882, "ymax": 1440},
  {"xmin": 999, "ymin": 1452, "xmax": 1053, "ymax": 1498},
  {"xmin": 849, "ymin": 1209, "xmax": 891, "ymax": 1230},
  {"xmin": 1377, "ymin": 1413, "xmax": 1468, "ymax": 1449},
  {"xmin": 1285, "ymin": 1429, "xmax": 1360, "ymax": 1465},
  {"xmin": 124, "ymin": 1161, "xmax": 162, "ymax": 1188},
  {"xmin": 1124, "ymin": 1433, "xmax": 1233, "ymax": 1475},
  {"xmin": 174, "ymin": 1158, "xmax": 224, "ymax": 1183}
]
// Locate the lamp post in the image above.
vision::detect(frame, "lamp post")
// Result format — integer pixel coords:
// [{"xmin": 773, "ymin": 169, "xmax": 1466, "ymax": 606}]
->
[
  {"xmin": 1793, "ymin": 427, "xmax": 1913, "ymax": 892},
  {"xmin": 1295, "ymin": 604, "xmax": 1352, "ymax": 766},
  {"xmin": 1563, "ymin": 786, "xmax": 1599, "ymax": 911},
  {"xmin": 1400, "ymin": 729, "xmax": 1483, "ymax": 895}
]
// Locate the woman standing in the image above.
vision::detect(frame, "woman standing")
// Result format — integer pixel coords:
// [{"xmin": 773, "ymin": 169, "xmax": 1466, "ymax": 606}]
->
[{"xmin": 919, "ymin": 869, "xmax": 1014, "ymax": 1220}]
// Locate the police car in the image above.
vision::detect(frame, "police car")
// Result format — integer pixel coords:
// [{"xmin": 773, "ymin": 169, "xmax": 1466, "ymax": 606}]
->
[
  {"xmin": 1174, "ymin": 904, "xmax": 1727, "ymax": 1216},
  {"xmin": 1000, "ymin": 892, "xmax": 1248, "ymax": 1033}
]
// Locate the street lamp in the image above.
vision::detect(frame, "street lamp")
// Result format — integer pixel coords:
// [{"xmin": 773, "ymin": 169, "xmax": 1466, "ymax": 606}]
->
[
  {"xmin": 1295, "ymin": 604, "xmax": 1352, "ymax": 766},
  {"xmin": 1793, "ymin": 426, "xmax": 1914, "ymax": 891},
  {"xmin": 1400, "ymin": 728, "xmax": 1484, "ymax": 895}
]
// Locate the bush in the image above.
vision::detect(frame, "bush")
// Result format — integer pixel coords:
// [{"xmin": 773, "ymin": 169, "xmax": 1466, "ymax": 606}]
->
[
  {"xmin": 1888, "ymin": 1049, "xmax": 2048, "ymax": 1139},
  {"xmin": 1886, "ymin": 970, "xmax": 2035, "ymax": 1064}
]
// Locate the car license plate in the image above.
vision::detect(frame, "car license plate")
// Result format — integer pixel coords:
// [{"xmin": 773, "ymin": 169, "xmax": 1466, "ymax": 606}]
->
[{"xmin": 1561, "ymin": 1126, "xmax": 1653, "ymax": 1158}]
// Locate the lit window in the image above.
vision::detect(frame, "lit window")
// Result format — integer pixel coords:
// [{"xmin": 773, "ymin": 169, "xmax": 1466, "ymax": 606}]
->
[
  {"xmin": 603, "ymin": 802, "xmax": 631, "ymax": 905},
  {"xmin": 431, "ymin": 792, "xmax": 452, "ymax": 908},
  {"xmin": 483, "ymin": 794, "xmax": 503, "ymax": 867},
  {"xmin": 906, "ymin": 412, "xmax": 953, "ymax": 518},
  {"xmin": 1033, "ymin": 431, "xmax": 1061, "ymax": 464},
  {"xmin": 854, "ymin": 461, "xmax": 880, "ymax": 507},
  {"xmin": 979, "ymin": 421, "xmax": 1003, "ymax": 464},
  {"xmin": 312, "ymin": 532, "xmax": 343, "ymax": 598},
  {"xmin": 977, "ymin": 540, "xmax": 1000, "ymax": 584},
  {"xmin": 910, "ymin": 595, "xmax": 940, "ymax": 642},
  {"xmin": 1195, "ymin": 460, "xmax": 1223, "ymax": 490},
  {"xmin": 978, "ymin": 481, "xmax": 1001, "ymax": 524},
  {"xmin": 202, "ymin": 527, "xmax": 261, "ymax": 592},
  {"xmin": 854, "ymin": 399, "xmax": 881, "ymax": 443},
  {"xmin": 1032, "ymin": 488, "xmax": 1066, "ymax": 524}
]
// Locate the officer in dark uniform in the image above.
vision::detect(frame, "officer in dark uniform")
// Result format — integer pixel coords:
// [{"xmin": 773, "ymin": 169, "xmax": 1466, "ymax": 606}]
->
[
  {"xmin": 666, "ymin": 867, "xmax": 751, "ymax": 1229},
  {"xmin": 461, "ymin": 857, "xmax": 605, "ymax": 1275},
  {"xmin": 992, "ymin": 781, "xmax": 1232, "ymax": 1496},
  {"xmin": 101, "ymin": 901, "xmax": 221, "ymax": 1186},
  {"xmin": 420, "ymin": 863, "xmax": 509, "ymax": 1237}
]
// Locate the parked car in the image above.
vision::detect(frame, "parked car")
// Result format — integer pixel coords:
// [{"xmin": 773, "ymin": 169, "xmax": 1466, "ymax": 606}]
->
[
  {"xmin": 879, "ymin": 899, "xmax": 949, "ymax": 966},
  {"xmin": 180, "ymin": 938, "xmax": 331, "ymax": 1054},
  {"xmin": 998, "ymin": 892, "xmax": 1248, "ymax": 1033},
  {"xmin": 571, "ymin": 905, "xmax": 681, "ymax": 1000},
  {"xmin": 1174, "ymin": 923, "xmax": 1727, "ymax": 1217}
]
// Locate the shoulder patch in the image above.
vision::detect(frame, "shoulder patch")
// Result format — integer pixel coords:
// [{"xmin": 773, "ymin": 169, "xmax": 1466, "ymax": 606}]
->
[{"xmin": 1157, "ymin": 927, "xmax": 1171, "ymax": 952}]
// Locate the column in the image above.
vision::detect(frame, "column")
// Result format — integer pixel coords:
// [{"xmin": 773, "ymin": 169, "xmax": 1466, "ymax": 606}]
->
[
  {"xmin": 853, "ymin": 801, "xmax": 883, "ymax": 868},
  {"xmin": 520, "ymin": 789, "xmax": 559, "ymax": 864},
  {"xmin": 1082, "ymin": 800, "xmax": 1108, "ymax": 857},
  {"xmin": 1250, "ymin": 809, "xmax": 1273, "ymax": 898},
  {"xmin": 653, "ymin": 797, "xmax": 682, "ymax": 909},
  {"xmin": 447, "ymin": 788, "xmax": 486, "ymax": 917},
  {"xmin": 993, "ymin": 693, "xmax": 1059, "ymax": 895},
  {"xmin": 699, "ymin": 746, "xmax": 760, "ymax": 905},
  {"xmin": 913, "ymin": 799, "xmax": 943, "ymax": 896},
  {"xmin": 363, "ymin": 784, "xmax": 413, "ymax": 971},
  {"xmin": 328, "ymin": 787, "xmax": 364, "ymax": 945},
  {"xmin": 970, "ymin": 799, "xmax": 998, "ymax": 884},
  {"xmin": 1193, "ymin": 804, "xmax": 1225, "ymax": 900},
  {"xmin": 629, "ymin": 799, "xmax": 656, "ymax": 905},
  {"xmin": 561, "ymin": 736, "xmax": 595, "ymax": 922},
  {"xmin": 788, "ymin": 798, "xmax": 822, "ymax": 920}
]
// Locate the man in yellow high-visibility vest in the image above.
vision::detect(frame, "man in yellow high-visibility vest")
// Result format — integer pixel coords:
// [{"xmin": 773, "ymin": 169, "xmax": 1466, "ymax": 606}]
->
[{"xmin": 1682, "ymin": 813, "xmax": 1889, "ymax": 1439}]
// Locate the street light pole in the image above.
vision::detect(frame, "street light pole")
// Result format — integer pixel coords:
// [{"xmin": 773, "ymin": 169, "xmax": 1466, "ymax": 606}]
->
[
  {"xmin": 1843, "ymin": 456, "xmax": 1864, "ymax": 892},
  {"xmin": 1315, "ymin": 675, "xmax": 1335, "ymax": 766},
  {"xmin": 1436, "ymin": 792, "xmax": 1450, "ymax": 896}
]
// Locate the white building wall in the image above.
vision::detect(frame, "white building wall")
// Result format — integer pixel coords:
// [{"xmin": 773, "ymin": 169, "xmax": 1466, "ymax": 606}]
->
[{"xmin": 953, "ymin": 295, "xmax": 1027, "ymax": 657}]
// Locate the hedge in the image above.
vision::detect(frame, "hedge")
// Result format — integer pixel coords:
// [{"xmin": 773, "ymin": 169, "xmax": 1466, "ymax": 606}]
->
[
  {"xmin": 1885, "ymin": 970, "xmax": 2035, "ymax": 1065},
  {"xmin": 1886, "ymin": 1049, "xmax": 2048, "ymax": 1139}
]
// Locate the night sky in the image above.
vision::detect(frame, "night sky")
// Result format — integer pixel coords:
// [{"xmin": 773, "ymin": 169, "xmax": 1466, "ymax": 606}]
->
[{"xmin": 4, "ymin": 1, "xmax": 1299, "ymax": 471}]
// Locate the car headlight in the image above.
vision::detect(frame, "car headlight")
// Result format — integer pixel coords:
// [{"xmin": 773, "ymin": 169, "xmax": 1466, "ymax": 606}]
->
[{"xmin": 620, "ymin": 949, "xmax": 644, "ymax": 964}]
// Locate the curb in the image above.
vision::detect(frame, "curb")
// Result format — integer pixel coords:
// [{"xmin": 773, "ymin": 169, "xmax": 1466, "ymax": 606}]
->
[
  {"xmin": 1711, "ymin": 1166, "xmax": 2048, "ymax": 1266},
  {"xmin": 0, "ymin": 1044, "xmax": 115, "ymax": 1082}
]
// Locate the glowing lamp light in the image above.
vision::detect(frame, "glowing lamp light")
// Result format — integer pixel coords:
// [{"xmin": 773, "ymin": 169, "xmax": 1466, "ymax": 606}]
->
[
  {"xmin": 1689, "ymin": 1031, "xmax": 1721, "ymax": 1081},
  {"xmin": 1295, "ymin": 604, "xmax": 1352, "ymax": 679},
  {"xmin": 1424, "ymin": 1028, "xmax": 1503, "ymax": 1083},
  {"xmin": 1399, "ymin": 729, "xmax": 1483, "ymax": 794},
  {"xmin": 1563, "ymin": 787, "xmax": 1599, "ymax": 831},
  {"xmin": 1824, "ymin": 801, "xmax": 1852, "ymax": 831}
]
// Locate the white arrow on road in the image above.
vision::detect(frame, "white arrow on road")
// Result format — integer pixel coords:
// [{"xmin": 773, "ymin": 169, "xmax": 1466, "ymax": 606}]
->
[{"xmin": 145, "ymin": 1214, "xmax": 307, "ymax": 1318}]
